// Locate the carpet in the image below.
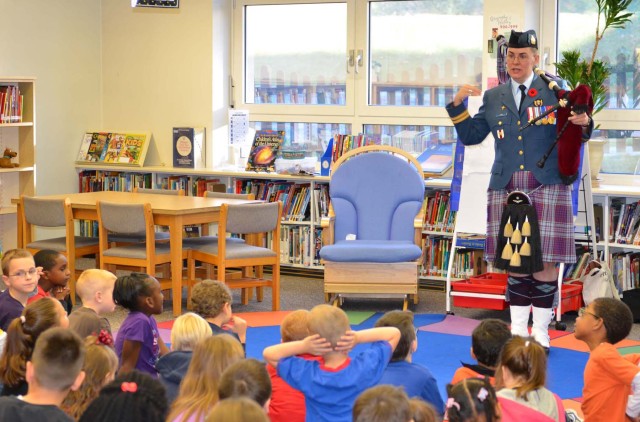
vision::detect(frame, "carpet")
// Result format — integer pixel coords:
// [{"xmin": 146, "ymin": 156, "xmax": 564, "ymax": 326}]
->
[{"xmin": 142, "ymin": 312, "xmax": 640, "ymax": 417}]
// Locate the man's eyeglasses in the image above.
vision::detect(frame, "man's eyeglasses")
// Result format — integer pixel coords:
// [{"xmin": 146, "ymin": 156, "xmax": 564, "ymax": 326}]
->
[
  {"xmin": 9, "ymin": 268, "xmax": 38, "ymax": 279},
  {"xmin": 578, "ymin": 307, "xmax": 600, "ymax": 319}
]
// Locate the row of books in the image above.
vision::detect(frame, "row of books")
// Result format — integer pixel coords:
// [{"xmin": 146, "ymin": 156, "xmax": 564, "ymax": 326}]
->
[
  {"xmin": 423, "ymin": 190, "xmax": 456, "ymax": 232},
  {"xmin": 331, "ymin": 134, "xmax": 373, "ymax": 164},
  {"xmin": 278, "ymin": 226, "xmax": 323, "ymax": 267},
  {"xmin": 376, "ymin": 86, "xmax": 455, "ymax": 107},
  {"xmin": 254, "ymin": 85, "xmax": 347, "ymax": 106},
  {"xmin": 609, "ymin": 251, "xmax": 640, "ymax": 293},
  {"xmin": 157, "ymin": 175, "xmax": 224, "ymax": 197},
  {"xmin": 420, "ymin": 235, "xmax": 487, "ymax": 279},
  {"xmin": 78, "ymin": 170, "xmax": 152, "ymax": 193},
  {"xmin": 610, "ymin": 199, "xmax": 640, "ymax": 245},
  {"xmin": 235, "ymin": 180, "xmax": 330, "ymax": 223},
  {"xmin": 0, "ymin": 85, "xmax": 23, "ymax": 123}
]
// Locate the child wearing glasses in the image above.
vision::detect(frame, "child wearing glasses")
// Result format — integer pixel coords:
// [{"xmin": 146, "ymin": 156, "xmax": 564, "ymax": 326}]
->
[
  {"xmin": 0, "ymin": 249, "xmax": 40, "ymax": 332},
  {"xmin": 574, "ymin": 297, "xmax": 640, "ymax": 422}
]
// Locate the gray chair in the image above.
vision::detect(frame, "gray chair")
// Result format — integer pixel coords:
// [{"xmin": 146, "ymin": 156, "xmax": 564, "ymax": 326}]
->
[
  {"xmin": 188, "ymin": 201, "xmax": 282, "ymax": 310},
  {"xmin": 97, "ymin": 200, "xmax": 189, "ymax": 291},
  {"xmin": 107, "ymin": 187, "xmax": 184, "ymax": 244},
  {"xmin": 21, "ymin": 196, "xmax": 101, "ymax": 304}
]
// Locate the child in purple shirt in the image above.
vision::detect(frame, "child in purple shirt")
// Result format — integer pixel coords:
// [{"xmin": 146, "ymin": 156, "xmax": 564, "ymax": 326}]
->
[{"xmin": 114, "ymin": 273, "xmax": 168, "ymax": 377}]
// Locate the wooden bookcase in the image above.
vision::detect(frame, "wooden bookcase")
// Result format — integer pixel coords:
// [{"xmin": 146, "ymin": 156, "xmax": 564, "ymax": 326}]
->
[{"xmin": 0, "ymin": 77, "xmax": 35, "ymax": 252}]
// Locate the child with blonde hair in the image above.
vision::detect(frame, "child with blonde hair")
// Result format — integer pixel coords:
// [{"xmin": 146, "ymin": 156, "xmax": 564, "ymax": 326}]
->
[
  {"xmin": 263, "ymin": 304, "xmax": 401, "ymax": 422},
  {"xmin": 0, "ymin": 296, "xmax": 69, "ymax": 396},
  {"xmin": 157, "ymin": 312, "xmax": 212, "ymax": 404},
  {"xmin": 206, "ymin": 397, "xmax": 269, "ymax": 422},
  {"xmin": 168, "ymin": 334, "xmax": 245, "ymax": 422},
  {"xmin": 61, "ymin": 335, "xmax": 119, "ymax": 420},
  {"xmin": 495, "ymin": 336, "xmax": 564, "ymax": 421},
  {"xmin": 409, "ymin": 398, "xmax": 439, "ymax": 422},
  {"xmin": 69, "ymin": 269, "xmax": 117, "ymax": 336},
  {"xmin": 268, "ymin": 310, "xmax": 317, "ymax": 422}
]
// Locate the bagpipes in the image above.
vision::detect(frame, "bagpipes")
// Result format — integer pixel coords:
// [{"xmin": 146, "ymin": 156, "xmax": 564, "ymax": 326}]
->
[{"xmin": 520, "ymin": 67, "xmax": 594, "ymax": 185}]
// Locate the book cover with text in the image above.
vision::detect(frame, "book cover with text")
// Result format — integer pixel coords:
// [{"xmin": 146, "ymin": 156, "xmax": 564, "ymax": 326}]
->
[{"xmin": 245, "ymin": 129, "xmax": 284, "ymax": 172}]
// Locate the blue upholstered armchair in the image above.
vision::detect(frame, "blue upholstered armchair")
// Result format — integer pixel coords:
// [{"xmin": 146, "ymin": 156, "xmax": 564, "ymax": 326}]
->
[{"xmin": 319, "ymin": 145, "xmax": 425, "ymax": 310}]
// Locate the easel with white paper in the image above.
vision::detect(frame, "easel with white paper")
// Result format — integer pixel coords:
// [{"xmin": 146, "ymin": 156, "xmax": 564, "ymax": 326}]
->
[{"xmin": 445, "ymin": 96, "xmax": 597, "ymax": 327}]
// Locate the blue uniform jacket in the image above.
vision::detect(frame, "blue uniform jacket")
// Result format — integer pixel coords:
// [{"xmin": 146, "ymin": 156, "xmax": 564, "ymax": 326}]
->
[{"xmin": 446, "ymin": 76, "xmax": 591, "ymax": 189}]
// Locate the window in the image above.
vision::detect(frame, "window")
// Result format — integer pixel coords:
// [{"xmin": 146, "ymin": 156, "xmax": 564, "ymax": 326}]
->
[
  {"xmin": 232, "ymin": 0, "xmax": 483, "ymax": 159},
  {"xmin": 557, "ymin": 0, "xmax": 640, "ymax": 175}
]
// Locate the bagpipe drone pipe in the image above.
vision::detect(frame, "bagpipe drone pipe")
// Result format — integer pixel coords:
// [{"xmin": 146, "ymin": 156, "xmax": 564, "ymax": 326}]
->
[{"xmin": 521, "ymin": 67, "xmax": 594, "ymax": 185}]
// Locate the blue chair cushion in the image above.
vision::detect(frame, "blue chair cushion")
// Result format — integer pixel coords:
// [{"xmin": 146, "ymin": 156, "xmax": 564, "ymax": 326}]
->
[{"xmin": 320, "ymin": 240, "xmax": 421, "ymax": 263}]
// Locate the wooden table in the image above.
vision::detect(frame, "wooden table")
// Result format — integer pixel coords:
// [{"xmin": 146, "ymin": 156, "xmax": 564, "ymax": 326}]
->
[{"xmin": 18, "ymin": 191, "xmax": 256, "ymax": 316}]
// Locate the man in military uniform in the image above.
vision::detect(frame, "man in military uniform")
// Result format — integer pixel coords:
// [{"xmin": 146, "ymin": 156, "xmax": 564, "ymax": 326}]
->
[{"xmin": 446, "ymin": 30, "xmax": 593, "ymax": 350}]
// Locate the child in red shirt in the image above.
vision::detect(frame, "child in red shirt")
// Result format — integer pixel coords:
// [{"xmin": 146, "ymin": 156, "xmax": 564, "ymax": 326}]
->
[
  {"xmin": 267, "ymin": 309, "xmax": 320, "ymax": 422},
  {"xmin": 28, "ymin": 250, "xmax": 72, "ymax": 314}
]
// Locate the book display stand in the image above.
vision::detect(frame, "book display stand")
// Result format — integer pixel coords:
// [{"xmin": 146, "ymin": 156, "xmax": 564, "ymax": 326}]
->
[{"xmin": 76, "ymin": 131, "xmax": 151, "ymax": 167}]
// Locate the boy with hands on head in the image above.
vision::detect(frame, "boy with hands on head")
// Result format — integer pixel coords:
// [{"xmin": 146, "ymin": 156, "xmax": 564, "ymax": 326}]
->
[{"xmin": 263, "ymin": 304, "xmax": 400, "ymax": 422}]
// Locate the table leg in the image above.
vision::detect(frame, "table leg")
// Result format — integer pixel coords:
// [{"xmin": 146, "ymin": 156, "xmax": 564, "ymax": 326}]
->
[{"xmin": 169, "ymin": 215, "xmax": 184, "ymax": 317}]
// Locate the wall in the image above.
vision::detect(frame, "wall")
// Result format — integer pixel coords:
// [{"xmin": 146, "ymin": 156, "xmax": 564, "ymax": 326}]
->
[
  {"xmin": 101, "ymin": 0, "xmax": 229, "ymax": 168},
  {"xmin": 0, "ymin": 0, "xmax": 102, "ymax": 196}
]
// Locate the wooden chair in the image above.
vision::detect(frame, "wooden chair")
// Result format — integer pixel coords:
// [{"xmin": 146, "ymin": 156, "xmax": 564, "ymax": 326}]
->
[
  {"xmin": 96, "ymin": 200, "xmax": 188, "ymax": 292},
  {"xmin": 188, "ymin": 201, "xmax": 281, "ymax": 310},
  {"xmin": 320, "ymin": 145, "xmax": 425, "ymax": 310},
  {"xmin": 106, "ymin": 187, "xmax": 185, "ymax": 244},
  {"xmin": 20, "ymin": 196, "xmax": 101, "ymax": 304}
]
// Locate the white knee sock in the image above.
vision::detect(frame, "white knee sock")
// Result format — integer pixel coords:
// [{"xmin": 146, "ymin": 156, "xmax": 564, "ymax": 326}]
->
[
  {"xmin": 532, "ymin": 306, "xmax": 554, "ymax": 347},
  {"xmin": 509, "ymin": 305, "xmax": 531, "ymax": 337}
]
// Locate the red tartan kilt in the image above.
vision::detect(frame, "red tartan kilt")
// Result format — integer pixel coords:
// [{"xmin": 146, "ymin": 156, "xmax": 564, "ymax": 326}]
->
[{"xmin": 485, "ymin": 171, "xmax": 576, "ymax": 265}]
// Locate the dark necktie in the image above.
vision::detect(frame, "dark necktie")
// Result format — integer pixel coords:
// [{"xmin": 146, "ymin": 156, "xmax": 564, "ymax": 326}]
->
[{"xmin": 518, "ymin": 84, "xmax": 527, "ymax": 112}]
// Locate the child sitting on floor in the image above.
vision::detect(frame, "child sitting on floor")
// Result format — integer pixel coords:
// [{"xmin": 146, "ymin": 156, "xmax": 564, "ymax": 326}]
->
[
  {"xmin": 218, "ymin": 358, "xmax": 272, "ymax": 412},
  {"xmin": 263, "ymin": 304, "xmax": 400, "ymax": 422},
  {"xmin": 29, "ymin": 250, "xmax": 72, "ymax": 314},
  {"xmin": 157, "ymin": 312, "xmax": 212, "ymax": 404},
  {"xmin": 267, "ymin": 309, "xmax": 320, "ymax": 422},
  {"xmin": 446, "ymin": 378, "xmax": 501, "ymax": 422},
  {"xmin": 374, "ymin": 310, "xmax": 444, "ymax": 414},
  {"xmin": 0, "ymin": 328, "xmax": 86, "ymax": 422},
  {"xmin": 495, "ymin": 336, "xmax": 565, "ymax": 421},
  {"xmin": 190, "ymin": 280, "xmax": 247, "ymax": 352},
  {"xmin": 167, "ymin": 334, "xmax": 245, "ymax": 422},
  {"xmin": 79, "ymin": 370, "xmax": 168, "ymax": 422},
  {"xmin": 61, "ymin": 334, "xmax": 119, "ymax": 420},
  {"xmin": 574, "ymin": 297, "xmax": 640, "ymax": 421},
  {"xmin": 0, "ymin": 249, "xmax": 39, "ymax": 331},
  {"xmin": 452, "ymin": 318, "xmax": 511, "ymax": 385},
  {"xmin": 352, "ymin": 385, "xmax": 412, "ymax": 422},
  {"xmin": 206, "ymin": 397, "xmax": 269, "ymax": 422},
  {"xmin": 0, "ymin": 297, "xmax": 69, "ymax": 396},
  {"xmin": 113, "ymin": 273, "xmax": 168, "ymax": 377},
  {"xmin": 68, "ymin": 269, "xmax": 117, "ymax": 337}
]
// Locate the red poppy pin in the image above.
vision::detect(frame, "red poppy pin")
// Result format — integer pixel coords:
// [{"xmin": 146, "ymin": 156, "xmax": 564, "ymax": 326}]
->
[{"xmin": 528, "ymin": 88, "xmax": 538, "ymax": 97}]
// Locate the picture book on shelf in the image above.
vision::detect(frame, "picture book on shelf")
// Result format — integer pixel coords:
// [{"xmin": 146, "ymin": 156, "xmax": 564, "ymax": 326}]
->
[
  {"xmin": 76, "ymin": 131, "xmax": 150, "ymax": 167},
  {"xmin": 245, "ymin": 129, "xmax": 284, "ymax": 172},
  {"xmin": 416, "ymin": 141, "xmax": 455, "ymax": 176}
]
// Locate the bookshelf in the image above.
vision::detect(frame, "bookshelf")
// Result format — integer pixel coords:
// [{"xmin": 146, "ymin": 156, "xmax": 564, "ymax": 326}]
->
[
  {"xmin": 592, "ymin": 178, "xmax": 640, "ymax": 292},
  {"xmin": 0, "ymin": 77, "xmax": 35, "ymax": 252}
]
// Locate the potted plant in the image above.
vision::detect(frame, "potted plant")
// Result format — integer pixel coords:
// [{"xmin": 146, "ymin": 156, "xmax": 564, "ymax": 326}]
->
[{"xmin": 554, "ymin": 0, "xmax": 633, "ymax": 178}]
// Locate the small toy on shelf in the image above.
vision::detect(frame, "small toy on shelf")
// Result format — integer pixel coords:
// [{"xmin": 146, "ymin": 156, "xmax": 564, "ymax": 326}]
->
[{"xmin": 0, "ymin": 148, "xmax": 18, "ymax": 168}]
